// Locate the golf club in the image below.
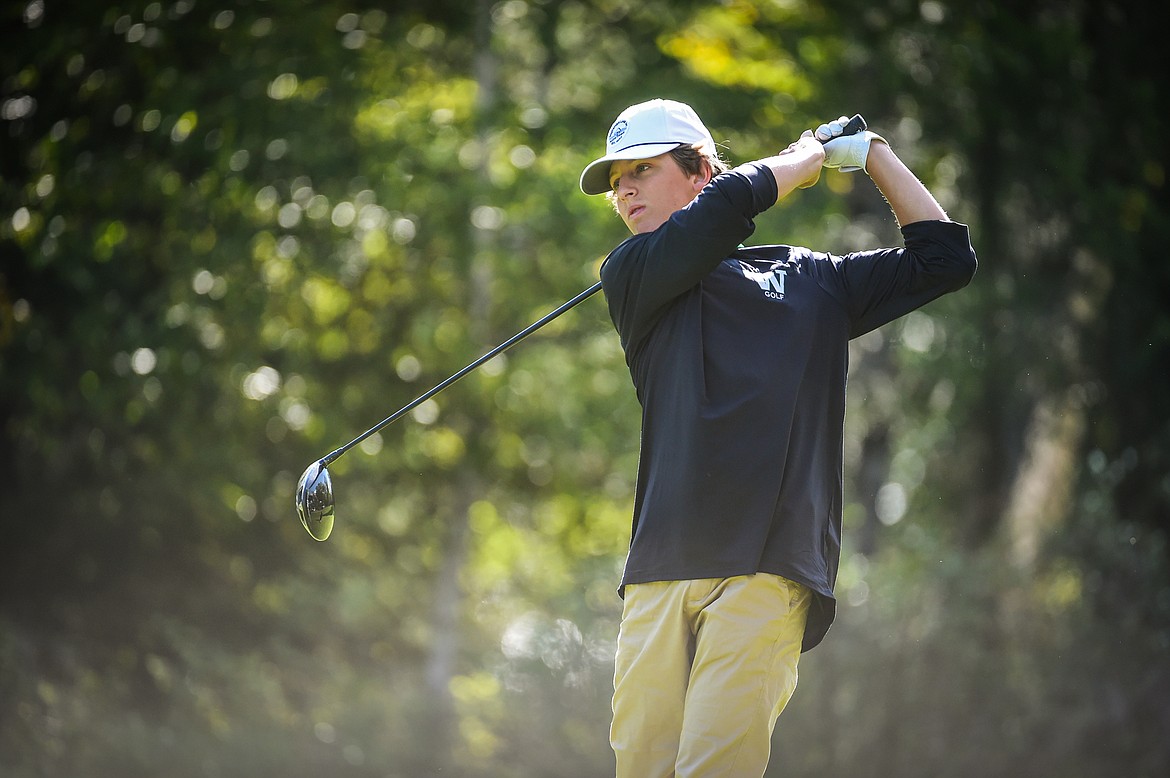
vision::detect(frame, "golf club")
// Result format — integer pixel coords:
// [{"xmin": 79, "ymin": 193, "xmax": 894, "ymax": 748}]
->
[
  {"xmin": 296, "ymin": 281, "xmax": 602, "ymax": 540},
  {"xmin": 296, "ymin": 114, "xmax": 867, "ymax": 541}
]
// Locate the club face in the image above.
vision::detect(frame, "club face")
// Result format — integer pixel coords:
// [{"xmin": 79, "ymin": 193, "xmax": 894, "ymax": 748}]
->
[{"xmin": 296, "ymin": 461, "xmax": 335, "ymax": 541}]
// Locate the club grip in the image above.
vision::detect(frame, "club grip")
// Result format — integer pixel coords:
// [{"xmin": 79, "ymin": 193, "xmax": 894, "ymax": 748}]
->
[{"xmin": 819, "ymin": 114, "xmax": 867, "ymax": 143}]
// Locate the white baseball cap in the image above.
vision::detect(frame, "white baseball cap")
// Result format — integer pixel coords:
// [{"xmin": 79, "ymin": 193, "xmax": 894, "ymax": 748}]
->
[{"xmin": 579, "ymin": 98, "xmax": 716, "ymax": 195}]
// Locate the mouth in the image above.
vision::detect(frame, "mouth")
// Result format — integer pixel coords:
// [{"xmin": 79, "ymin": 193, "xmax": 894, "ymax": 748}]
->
[{"xmin": 627, "ymin": 205, "xmax": 646, "ymax": 221}]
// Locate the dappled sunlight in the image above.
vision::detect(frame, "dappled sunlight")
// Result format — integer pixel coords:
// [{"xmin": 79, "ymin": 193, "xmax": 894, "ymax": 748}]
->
[{"xmin": 3, "ymin": 0, "xmax": 1168, "ymax": 776}]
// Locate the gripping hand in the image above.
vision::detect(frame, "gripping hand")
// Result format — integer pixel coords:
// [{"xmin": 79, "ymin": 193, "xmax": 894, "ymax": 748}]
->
[{"xmin": 815, "ymin": 115, "xmax": 886, "ymax": 173}]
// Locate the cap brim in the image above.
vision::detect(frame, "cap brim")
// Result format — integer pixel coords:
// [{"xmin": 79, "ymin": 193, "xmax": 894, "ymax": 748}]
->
[{"xmin": 579, "ymin": 142, "xmax": 685, "ymax": 195}]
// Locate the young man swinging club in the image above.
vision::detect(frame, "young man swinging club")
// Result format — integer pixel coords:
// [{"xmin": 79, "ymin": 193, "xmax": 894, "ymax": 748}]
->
[{"xmin": 580, "ymin": 99, "xmax": 977, "ymax": 777}]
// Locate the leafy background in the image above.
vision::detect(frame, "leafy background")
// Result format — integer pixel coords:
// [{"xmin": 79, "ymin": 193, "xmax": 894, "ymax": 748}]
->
[{"xmin": 2, "ymin": 1, "xmax": 1167, "ymax": 776}]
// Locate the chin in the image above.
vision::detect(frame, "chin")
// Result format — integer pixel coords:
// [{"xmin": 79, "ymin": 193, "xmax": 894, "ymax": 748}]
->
[{"xmin": 628, "ymin": 216, "xmax": 661, "ymax": 234}]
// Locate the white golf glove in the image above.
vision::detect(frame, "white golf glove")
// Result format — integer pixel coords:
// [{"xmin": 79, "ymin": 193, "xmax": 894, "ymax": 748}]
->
[{"xmin": 815, "ymin": 116, "xmax": 886, "ymax": 173}]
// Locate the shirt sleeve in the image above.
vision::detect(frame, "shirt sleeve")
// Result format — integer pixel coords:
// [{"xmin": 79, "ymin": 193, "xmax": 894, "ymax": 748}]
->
[
  {"xmin": 600, "ymin": 162, "xmax": 779, "ymax": 352},
  {"xmin": 811, "ymin": 219, "xmax": 978, "ymax": 338}
]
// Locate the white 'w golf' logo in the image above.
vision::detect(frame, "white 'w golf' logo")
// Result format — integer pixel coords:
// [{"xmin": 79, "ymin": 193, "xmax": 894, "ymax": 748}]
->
[{"xmin": 737, "ymin": 262, "xmax": 786, "ymax": 299}]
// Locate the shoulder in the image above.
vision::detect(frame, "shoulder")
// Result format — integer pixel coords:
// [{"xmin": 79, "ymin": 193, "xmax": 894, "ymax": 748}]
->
[{"xmin": 600, "ymin": 233, "xmax": 649, "ymax": 281}]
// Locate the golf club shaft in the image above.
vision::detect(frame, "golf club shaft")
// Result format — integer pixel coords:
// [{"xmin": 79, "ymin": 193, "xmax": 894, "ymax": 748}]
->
[{"xmin": 320, "ymin": 281, "xmax": 604, "ymax": 466}]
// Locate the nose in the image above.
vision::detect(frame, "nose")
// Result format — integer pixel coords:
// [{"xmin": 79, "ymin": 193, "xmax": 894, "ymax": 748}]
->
[{"xmin": 614, "ymin": 175, "xmax": 635, "ymax": 199}]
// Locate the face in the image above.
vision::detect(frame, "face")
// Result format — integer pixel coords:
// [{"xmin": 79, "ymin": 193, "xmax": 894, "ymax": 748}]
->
[{"xmin": 609, "ymin": 153, "xmax": 710, "ymax": 234}]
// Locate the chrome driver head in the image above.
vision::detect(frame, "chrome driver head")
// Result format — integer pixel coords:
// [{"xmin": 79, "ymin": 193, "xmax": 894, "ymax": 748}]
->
[{"xmin": 295, "ymin": 460, "xmax": 335, "ymax": 541}]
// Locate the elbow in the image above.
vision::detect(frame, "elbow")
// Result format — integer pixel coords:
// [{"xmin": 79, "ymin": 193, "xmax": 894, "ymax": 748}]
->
[
  {"xmin": 940, "ymin": 238, "xmax": 978, "ymax": 290},
  {"xmin": 942, "ymin": 246, "xmax": 978, "ymax": 292},
  {"xmin": 931, "ymin": 252, "xmax": 977, "ymax": 295},
  {"xmin": 958, "ymin": 249, "xmax": 978, "ymax": 288}
]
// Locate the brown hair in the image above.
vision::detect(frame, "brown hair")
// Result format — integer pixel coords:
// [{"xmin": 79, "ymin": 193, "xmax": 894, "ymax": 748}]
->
[
  {"xmin": 606, "ymin": 143, "xmax": 729, "ymax": 207},
  {"xmin": 668, "ymin": 143, "xmax": 729, "ymax": 180}
]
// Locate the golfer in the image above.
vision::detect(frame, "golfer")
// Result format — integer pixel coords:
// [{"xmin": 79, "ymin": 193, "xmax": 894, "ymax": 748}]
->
[{"xmin": 580, "ymin": 99, "xmax": 977, "ymax": 777}]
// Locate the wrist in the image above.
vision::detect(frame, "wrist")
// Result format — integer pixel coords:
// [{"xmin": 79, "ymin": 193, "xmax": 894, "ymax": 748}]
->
[
  {"xmin": 863, "ymin": 136, "xmax": 892, "ymax": 174},
  {"xmin": 823, "ymin": 130, "xmax": 887, "ymax": 173},
  {"xmin": 804, "ymin": 147, "xmax": 825, "ymax": 187}
]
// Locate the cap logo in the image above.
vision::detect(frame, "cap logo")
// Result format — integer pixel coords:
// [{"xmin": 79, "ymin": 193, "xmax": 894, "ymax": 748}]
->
[{"xmin": 607, "ymin": 120, "xmax": 628, "ymax": 147}]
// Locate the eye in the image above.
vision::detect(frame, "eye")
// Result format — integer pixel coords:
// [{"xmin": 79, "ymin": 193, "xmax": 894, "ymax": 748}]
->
[{"xmin": 611, "ymin": 162, "xmax": 653, "ymax": 191}]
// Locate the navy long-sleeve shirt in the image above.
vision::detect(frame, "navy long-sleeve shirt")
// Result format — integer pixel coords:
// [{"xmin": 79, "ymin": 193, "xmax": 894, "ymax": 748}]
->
[{"xmin": 600, "ymin": 161, "xmax": 977, "ymax": 651}]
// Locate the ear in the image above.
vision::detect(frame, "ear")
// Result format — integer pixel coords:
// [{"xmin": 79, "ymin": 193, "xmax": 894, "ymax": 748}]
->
[{"xmin": 692, "ymin": 160, "xmax": 713, "ymax": 192}]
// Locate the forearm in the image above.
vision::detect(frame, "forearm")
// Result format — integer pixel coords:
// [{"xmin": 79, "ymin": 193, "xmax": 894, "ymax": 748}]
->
[
  {"xmin": 761, "ymin": 137, "xmax": 825, "ymax": 206},
  {"xmin": 865, "ymin": 141, "xmax": 948, "ymax": 226}
]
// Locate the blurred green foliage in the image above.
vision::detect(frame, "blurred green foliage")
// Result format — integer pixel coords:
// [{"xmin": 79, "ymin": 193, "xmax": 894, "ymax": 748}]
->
[{"xmin": 1, "ymin": 1, "xmax": 1167, "ymax": 776}]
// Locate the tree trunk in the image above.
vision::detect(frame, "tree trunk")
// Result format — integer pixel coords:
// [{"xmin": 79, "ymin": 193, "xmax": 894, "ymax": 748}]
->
[
  {"xmin": 423, "ymin": 0, "xmax": 499, "ymax": 763},
  {"xmin": 1002, "ymin": 391, "xmax": 1086, "ymax": 572}
]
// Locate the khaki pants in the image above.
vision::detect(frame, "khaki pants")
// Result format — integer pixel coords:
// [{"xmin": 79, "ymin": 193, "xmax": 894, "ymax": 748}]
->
[{"xmin": 611, "ymin": 574, "xmax": 811, "ymax": 778}]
